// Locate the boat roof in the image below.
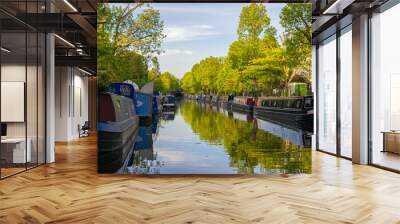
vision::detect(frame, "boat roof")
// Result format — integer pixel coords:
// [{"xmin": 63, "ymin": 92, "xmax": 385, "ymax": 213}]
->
[
  {"xmin": 257, "ymin": 96, "xmax": 313, "ymax": 100},
  {"xmin": 234, "ymin": 96, "xmax": 255, "ymax": 99}
]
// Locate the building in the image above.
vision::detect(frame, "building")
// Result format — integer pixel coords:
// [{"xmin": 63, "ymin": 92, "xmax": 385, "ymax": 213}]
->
[
  {"xmin": 312, "ymin": 0, "xmax": 400, "ymax": 172},
  {"xmin": 0, "ymin": 0, "xmax": 97, "ymax": 179}
]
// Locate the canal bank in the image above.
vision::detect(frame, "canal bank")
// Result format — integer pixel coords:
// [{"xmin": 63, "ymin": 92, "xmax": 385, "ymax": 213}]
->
[{"xmin": 122, "ymin": 101, "xmax": 311, "ymax": 175}]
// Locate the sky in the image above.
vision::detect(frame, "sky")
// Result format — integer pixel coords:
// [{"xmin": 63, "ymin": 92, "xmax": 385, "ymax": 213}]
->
[{"xmin": 117, "ymin": 3, "xmax": 286, "ymax": 79}]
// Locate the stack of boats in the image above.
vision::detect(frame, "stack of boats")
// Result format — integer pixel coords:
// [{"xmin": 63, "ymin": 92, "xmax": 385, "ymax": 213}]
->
[
  {"xmin": 187, "ymin": 93, "xmax": 314, "ymax": 132},
  {"xmin": 97, "ymin": 81, "xmax": 163, "ymax": 173}
]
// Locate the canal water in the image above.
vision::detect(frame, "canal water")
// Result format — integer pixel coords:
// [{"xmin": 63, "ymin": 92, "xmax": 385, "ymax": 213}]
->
[{"xmin": 124, "ymin": 100, "xmax": 312, "ymax": 175}]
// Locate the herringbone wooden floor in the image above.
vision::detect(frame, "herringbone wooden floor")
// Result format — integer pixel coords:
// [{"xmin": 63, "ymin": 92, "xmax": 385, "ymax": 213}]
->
[{"xmin": 1, "ymin": 135, "xmax": 400, "ymax": 224}]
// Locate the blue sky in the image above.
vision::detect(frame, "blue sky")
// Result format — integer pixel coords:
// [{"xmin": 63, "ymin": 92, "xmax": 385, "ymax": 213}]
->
[{"xmin": 116, "ymin": 3, "xmax": 286, "ymax": 79}]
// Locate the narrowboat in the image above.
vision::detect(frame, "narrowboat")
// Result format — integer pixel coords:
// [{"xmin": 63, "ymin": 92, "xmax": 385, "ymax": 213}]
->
[
  {"xmin": 230, "ymin": 96, "xmax": 255, "ymax": 113},
  {"xmin": 108, "ymin": 81, "xmax": 153, "ymax": 124},
  {"xmin": 175, "ymin": 88, "xmax": 184, "ymax": 100},
  {"xmin": 203, "ymin": 95, "xmax": 212, "ymax": 104},
  {"xmin": 97, "ymin": 92, "xmax": 139, "ymax": 173},
  {"xmin": 162, "ymin": 95, "xmax": 176, "ymax": 111},
  {"xmin": 135, "ymin": 81, "xmax": 154, "ymax": 121},
  {"xmin": 254, "ymin": 96, "xmax": 313, "ymax": 132},
  {"xmin": 210, "ymin": 95, "xmax": 220, "ymax": 106},
  {"xmin": 153, "ymin": 92, "xmax": 162, "ymax": 114},
  {"xmin": 196, "ymin": 94, "xmax": 204, "ymax": 102},
  {"xmin": 222, "ymin": 95, "xmax": 234, "ymax": 109}
]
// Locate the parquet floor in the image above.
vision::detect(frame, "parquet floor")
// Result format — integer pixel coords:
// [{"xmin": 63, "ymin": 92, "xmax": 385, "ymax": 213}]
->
[{"xmin": 1, "ymin": 135, "xmax": 400, "ymax": 224}]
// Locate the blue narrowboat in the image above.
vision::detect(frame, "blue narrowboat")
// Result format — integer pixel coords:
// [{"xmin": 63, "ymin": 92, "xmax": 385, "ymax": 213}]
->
[
  {"xmin": 137, "ymin": 81, "xmax": 154, "ymax": 120},
  {"xmin": 136, "ymin": 91, "xmax": 153, "ymax": 119},
  {"xmin": 108, "ymin": 81, "xmax": 153, "ymax": 123},
  {"xmin": 153, "ymin": 92, "xmax": 162, "ymax": 114},
  {"xmin": 162, "ymin": 95, "xmax": 176, "ymax": 111},
  {"xmin": 175, "ymin": 88, "xmax": 184, "ymax": 99},
  {"xmin": 97, "ymin": 92, "xmax": 139, "ymax": 173}
]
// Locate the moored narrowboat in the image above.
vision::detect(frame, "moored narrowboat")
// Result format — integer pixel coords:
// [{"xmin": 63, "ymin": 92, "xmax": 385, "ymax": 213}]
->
[
  {"xmin": 162, "ymin": 95, "xmax": 176, "ymax": 111},
  {"xmin": 153, "ymin": 92, "xmax": 162, "ymax": 114},
  {"xmin": 98, "ymin": 92, "xmax": 139, "ymax": 173},
  {"xmin": 210, "ymin": 95, "xmax": 220, "ymax": 106},
  {"xmin": 175, "ymin": 88, "xmax": 184, "ymax": 100},
  {"xmin": 203, "ymin": 95, "xmax": 212, "ymax": 103},
  {"xmin": 222, "ymin": 94, "xmax": 234, "ymax": 110},
  {"xmin": 230, "ymin": 96, "xmax": 255, "ymax": 113},
  {"xmin": 254, "ymin": 96, "xmax": 313, "ymax": 132},
  {"xmin": 108, "ymin": 81, "xmax": 153, "ymax": 125},
  {"xmin": 135, "ymin": 81, "xmax": 154, "ymax": 122}
]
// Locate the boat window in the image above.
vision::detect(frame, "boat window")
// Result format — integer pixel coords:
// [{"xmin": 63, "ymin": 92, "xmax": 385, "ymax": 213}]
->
[
  {"xmin": 304, "ymin": 98, "xmax": 313, "ymax": 108},
  {"xmin": 167, "ymin": 96, "xmax": 176, "ymax": 104},
  {"xmin": 287, "ymin": 100, "xmax": 290, "ymax": 108},
  {"xmin": 278, "ymin": 100, "xmax": 284, "ymax": 108},
  {"xmin": 294, "ymin": 99, "xmax": 302, "ymax": 109},
  {"xmin": 288, "ymin": 100, "xmax": 294, "ymax": 108}
]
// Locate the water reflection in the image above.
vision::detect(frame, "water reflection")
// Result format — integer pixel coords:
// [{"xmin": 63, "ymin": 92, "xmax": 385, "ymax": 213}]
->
[{"xmin": 125, "ymin": 101, "xmax": 311, "ymax": 175}]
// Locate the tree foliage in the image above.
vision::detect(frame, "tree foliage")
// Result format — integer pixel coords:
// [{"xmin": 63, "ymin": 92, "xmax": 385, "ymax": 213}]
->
[
  {"xmin": 237, "ymin": 4, "xmax": 271, "ymax": 41},
  {"xmin": 181, "ymin": 57, "xmax": 223, "ymax": 94},
  {"xmin": 97, "ymin": 3, "xmax": 165, "ymax": 90},
  {"xmin": 280, "ymin": 4, "xmax": 312, "ymax": 85},
  {"xmin": 180, "ymin": 3, "xmax": 312, "ymax": 97},
  {"xmin": 149, "ymin": 71, "xmax": 180, "ymax": 94}
]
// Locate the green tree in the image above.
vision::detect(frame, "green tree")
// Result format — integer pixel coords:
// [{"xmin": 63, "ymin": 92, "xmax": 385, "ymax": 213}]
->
[
  {"xmin": 280, "ymin": 4, "xmax": 312, "ymax": 45},
  {"xmin": 181, "ymin": 71, "xmax": 201, "ymax": 94},
  {"xmin": 245, "ymin": 47, "xmax": 290, "ymax": 96},
  {"xmin": 179, "ymin": 3, "xmax": 312, "ymax": 97},
  {"xmin": 150, "ymin": 71, "xmax": 180, "ymax": 94},
  {"xmin": 100, "ymin": 3, "xmax": 165, "ymax": 60},
  {"xmin": 97, "ymin": 3, "xmax": 165, "ymax": 90},
  {"xmin": 280, "ymin": 4, "xmax": 312, "ymax": 85},
  {"xmin": 182, "ymin": 57, "xmax": 223, "ymax": 94},
  {"xmin": 237, "ymin": 3, "xmax": 271, "ymax": 41}
]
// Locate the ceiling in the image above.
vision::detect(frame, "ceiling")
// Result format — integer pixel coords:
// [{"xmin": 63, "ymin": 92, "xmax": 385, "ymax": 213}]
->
[
  {"xmin": 311, "ymin": 0, "xmax": 390, "ymax": 43},
  {"xmin": 0, "ymin": 0, "xmax": 97, "ymax": 74}
]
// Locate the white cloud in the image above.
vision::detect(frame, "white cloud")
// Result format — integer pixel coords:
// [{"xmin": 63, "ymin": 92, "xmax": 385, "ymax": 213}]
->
[
  {"xmin": 153, "ymin": 5, "xmax": 237, "ymax": 16},
  {"xmin": 164, "ymin": 25, "xmax": 221, "ymax": 42},
  {"xmin": 160, "ymin": 49, "xmax": 193, "ymax": 56}
]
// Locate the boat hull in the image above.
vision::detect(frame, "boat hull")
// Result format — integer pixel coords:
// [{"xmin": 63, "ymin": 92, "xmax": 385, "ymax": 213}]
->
[
  {"xmin": 98, "ymin": 118, "xmax": 139, "ymax": 173},
  {"xmin": 230, "ymin": 102, "xmax": 253, "ymax": 113},
  {"xmin": 97, "ymin": 92, "xmax": 140, "ymax": 173},
  {"xmin": 255, "ymin": 106, "xmax": 313, "ymax": 132}
]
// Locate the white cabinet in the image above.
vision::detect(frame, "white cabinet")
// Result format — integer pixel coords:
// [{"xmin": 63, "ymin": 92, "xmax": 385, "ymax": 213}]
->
[{"xmin": 1, "ymin": 138, "xmax": 31, "ymax": 163}]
